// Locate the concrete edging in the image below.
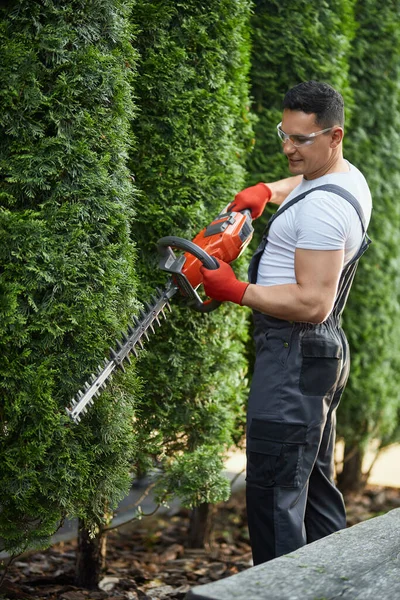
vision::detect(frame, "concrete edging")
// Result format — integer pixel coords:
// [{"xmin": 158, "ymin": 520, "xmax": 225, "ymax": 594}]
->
[{"xmin": 186, "ymin": 508, "xmax": 400, "ymax": 600}]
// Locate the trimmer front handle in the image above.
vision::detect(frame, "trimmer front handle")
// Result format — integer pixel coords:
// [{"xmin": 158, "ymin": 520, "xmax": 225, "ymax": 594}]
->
[{"xmin": 157, "ymin": 236, "xmax": 221, "ymax": 313}]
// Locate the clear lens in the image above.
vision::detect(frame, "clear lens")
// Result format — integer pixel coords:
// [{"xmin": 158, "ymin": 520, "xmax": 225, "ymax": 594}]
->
[
  {"xmin": 276, "ymin": 126, "xmax": 314, "ymax": 147},
  {"xmin": 276, "ymin": 122, "xmax": 333, "ymax": 148},
  {"xmin": 292, "ymin": 136, "xmax": 315, "ymax": 147}
]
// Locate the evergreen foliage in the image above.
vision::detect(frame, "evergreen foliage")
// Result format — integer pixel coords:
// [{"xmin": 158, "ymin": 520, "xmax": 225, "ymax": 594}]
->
[
  {"xmin": 244, "ymin": 0, "xmax": 357, "ymax": 371},
  {"xmin": 3, "ymin": 0, "xmax": 399, "ymax": 558},
  {"xmin": 0, "ymin": 0, "xmax": 138, "ymax": 554},
  {"xmin": 246, "ymin": 0, "xmax": 400, "ymax": 483},
  {"xmin": 338, "ymin": 0, "xmax": 400, "ymax": 459},
  {"xmin": 129, "ymin": 0, "xmax": 254, "ymax": 506},
  {"xmin": 246, "ymin": 0, "xmax": 356, "ymax": 187}
]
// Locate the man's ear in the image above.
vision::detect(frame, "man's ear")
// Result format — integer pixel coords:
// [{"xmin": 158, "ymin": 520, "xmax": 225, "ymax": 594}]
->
[{"xmin": 330, "ymin": 127, "xmax": 344, "ymax": 148}]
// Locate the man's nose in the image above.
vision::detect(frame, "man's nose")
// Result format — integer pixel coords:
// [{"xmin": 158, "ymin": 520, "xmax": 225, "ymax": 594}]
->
[{"xmin": 282, "ymin": 139, "xmax": 297, "ymax": 154}]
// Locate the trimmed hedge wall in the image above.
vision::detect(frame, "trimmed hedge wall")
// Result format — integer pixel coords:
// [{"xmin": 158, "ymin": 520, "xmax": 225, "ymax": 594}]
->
[
  {"xmin": 3, "ymin": 0, "xmax": 400, "ymax": 557},
  {"xmin": 0, "ymin": 0, "xmax": 138, "ymax": 553},
  {"xmin": 129, "ymin": 0, "xmax": 255, "ymax": 507},
  {"xmin": 243, "ymin": 0, "xmax": 357, "ymax": 374},
  {"xmin": 246, "ymin": 0, "xmax": 400, "ymax": 489},
  {"xmin": 246, "ymin": 0, "xmax": 356, "ymax": 187},
  {"xmin": 338, "ymin": 0, "xmax": 400, "ymax": 486}
]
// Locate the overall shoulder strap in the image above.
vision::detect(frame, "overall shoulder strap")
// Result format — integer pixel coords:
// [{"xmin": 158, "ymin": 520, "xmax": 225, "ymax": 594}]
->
[
  {"xmin": 250, "ymin": 183, "xmax": 371, "ymax": 286},
  {"xmin": 312, "ymin": 183, "xmax": 367, "ymax": 232},
  {"xmin": 268, "ymin": 183, "xmax": 367, "ymax": 232}
]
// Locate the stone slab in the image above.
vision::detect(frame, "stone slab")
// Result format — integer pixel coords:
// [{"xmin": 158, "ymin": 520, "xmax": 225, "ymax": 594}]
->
[{"xmin": 186, "ymin": 508, "xmax": 400, "ymax": 600}]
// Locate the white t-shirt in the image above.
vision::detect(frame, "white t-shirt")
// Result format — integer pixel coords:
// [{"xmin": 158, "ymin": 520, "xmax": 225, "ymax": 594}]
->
[{"xmin": 256, "ymin": 162, "xmax": 372, "ymax": 286}]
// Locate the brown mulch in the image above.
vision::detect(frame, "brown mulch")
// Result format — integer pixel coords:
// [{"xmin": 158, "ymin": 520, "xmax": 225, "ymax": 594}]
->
[{"xmin": 1, "ymin": 484, "xmax": 400, "ymax": 600}]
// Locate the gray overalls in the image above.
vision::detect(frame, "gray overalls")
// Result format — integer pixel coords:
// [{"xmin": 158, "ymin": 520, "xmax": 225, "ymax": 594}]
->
[{"xmin": 246, "ymin": 184, "xmax": 371, "ymax": 565}]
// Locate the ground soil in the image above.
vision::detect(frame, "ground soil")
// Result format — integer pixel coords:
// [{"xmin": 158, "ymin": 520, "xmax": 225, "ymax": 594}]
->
[{"xmin": 1, "ymin": 484, "xmax": 400, "ymax": 600}]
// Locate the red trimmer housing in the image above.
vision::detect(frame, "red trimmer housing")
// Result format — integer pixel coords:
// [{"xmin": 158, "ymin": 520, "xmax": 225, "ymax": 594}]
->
[{"xmin": 157, "ymin": 210, "xmax": 253, "ymax": 313}]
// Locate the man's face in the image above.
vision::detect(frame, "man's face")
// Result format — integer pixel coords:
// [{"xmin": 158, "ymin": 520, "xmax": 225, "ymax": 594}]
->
[{"xmin": 279, "ymin": 109, "xmax": 339, "ymax": 180}]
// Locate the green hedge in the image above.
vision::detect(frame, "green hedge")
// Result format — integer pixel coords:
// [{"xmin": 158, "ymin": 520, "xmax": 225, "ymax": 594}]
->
[
  {"xmin": 246, "ymin": 0, "xmax": 400, "ymax": 485},
  {"xmin": 129, "ymin": 0, "xmax": 255, "ymax": 506},
  {"xmin": 246, "ymin": 0, "xmax": 356, "ymax": 186},
  {"xmin": 0, "ymin": 0, "xmax": 138, "ymax": 553},
  {"xmin": 243, "ymin": 0, "xmax": 356, "ymax": 370},
  {"xmin": 338, "ymin": 0, "xmax": 400, "ymax": 470}
]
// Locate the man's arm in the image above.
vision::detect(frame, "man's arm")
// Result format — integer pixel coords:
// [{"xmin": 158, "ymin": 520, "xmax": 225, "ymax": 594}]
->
[
  {"xmin": 266, "ymin": 175, "xmax": 303, "ymax": 206},
  {"xmin": 200, "ymin": 248, "xmax": 344, "ymax": 324},
  {"xmin": 241, "ymin": 248, "xmax": 344, "ymax": 323}
]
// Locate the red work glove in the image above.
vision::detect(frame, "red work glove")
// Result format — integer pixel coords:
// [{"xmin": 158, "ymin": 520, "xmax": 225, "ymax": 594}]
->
[
  {"xmin": 200, "ymin": 260, "xmax": 249, "ymax": 305},
  {"xmin": 227, "ymin": 183, "xmax": 272, "ymax": 219}
]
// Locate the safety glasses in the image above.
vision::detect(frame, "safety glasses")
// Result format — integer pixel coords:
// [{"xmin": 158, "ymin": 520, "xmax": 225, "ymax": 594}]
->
[{"xmin": 276, "ymin": 121, "xmax": 334, "ymax": 147}]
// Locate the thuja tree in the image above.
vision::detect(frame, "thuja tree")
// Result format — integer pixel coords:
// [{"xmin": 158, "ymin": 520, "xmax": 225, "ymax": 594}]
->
[
  {"xmin": 337, "ymin": 0, "xmax": 400, "ymax": 492},
  {"xmin": 0, "ymin": 0, "xmax": 138, "ymax": 578},
  {"xmin": 243, "ymin": 0, "xmax": 356, "ymax": 371},
  {"xmin": 129, "ymin": 0, "xmax": 254, "ymax": 543},
  {"xmin": 246, "ymin": 0, "xmax": 356, "ymax": 187}
]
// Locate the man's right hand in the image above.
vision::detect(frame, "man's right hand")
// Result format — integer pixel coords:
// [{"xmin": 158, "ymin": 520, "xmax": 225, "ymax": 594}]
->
[{"xmin": 227, "ymin": 183, "xmax": 272, "ymax": 219}]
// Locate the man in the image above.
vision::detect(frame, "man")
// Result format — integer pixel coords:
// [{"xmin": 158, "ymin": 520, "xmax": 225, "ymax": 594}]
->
[{"xmin": 200, "ymin": 81, "xmax": 372, "ymax": 564}]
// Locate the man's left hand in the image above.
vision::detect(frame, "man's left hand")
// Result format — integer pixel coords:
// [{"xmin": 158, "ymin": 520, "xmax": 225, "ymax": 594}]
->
[
  {"xmin": 200, "ymin": 260, "xmax": 249, "ymax": 305},
  {"xmin": 227, "ymin": 183, "xmax": 272, "ymax": 219}
]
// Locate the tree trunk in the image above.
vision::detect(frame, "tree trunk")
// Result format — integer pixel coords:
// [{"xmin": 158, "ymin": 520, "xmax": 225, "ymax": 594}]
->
[
  {"xmin": 188, "ymin": 503, "xmax": 213, "ymax": 548},
  {"xmin": 75, "ymin": 520, "xmax": 107, "ymax": 589},
  {"xmin": 337, "ymin": 441, "xmax": 366, "ymax": 494}
]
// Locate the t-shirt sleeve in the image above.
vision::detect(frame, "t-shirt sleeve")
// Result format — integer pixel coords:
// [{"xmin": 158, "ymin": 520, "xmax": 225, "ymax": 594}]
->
[{"xmin": 295, "ymin": 194, "xmax": 351, "ymax": 251}]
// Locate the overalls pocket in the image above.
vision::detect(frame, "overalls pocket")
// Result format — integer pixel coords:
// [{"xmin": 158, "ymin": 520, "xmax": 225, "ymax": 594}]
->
[
  {"xmin": 300, "ymin": 331, "xmax": 342, "ymax": 396},
  {"xmin": 246, "ymin": 419, "xmax": 307, "ymax": 489},
  {"xmin": 264, "ymin": 326, "xmax": 294, "ymax": 367}
]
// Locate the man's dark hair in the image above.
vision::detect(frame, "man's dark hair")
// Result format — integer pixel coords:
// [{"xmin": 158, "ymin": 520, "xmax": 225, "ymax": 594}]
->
[{"xmin": 283, "ymin": 81, "xmax": 344, "ymax": 128}]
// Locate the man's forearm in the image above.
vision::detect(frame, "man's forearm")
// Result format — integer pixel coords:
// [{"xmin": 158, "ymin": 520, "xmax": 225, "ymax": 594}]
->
[
  {"xmin": 241, "ymin": 282, "xmax": 333, "ymax": 324},
  {"xmin": 266, "ymin": 175, "xmax": 303, "ymax": 206}
]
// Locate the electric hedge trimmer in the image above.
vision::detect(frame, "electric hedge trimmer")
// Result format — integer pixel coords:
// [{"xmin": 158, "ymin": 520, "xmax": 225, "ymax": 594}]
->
[{"xmin": 66, "ymin": 209, "xmax": 253, "ymax": 423}]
